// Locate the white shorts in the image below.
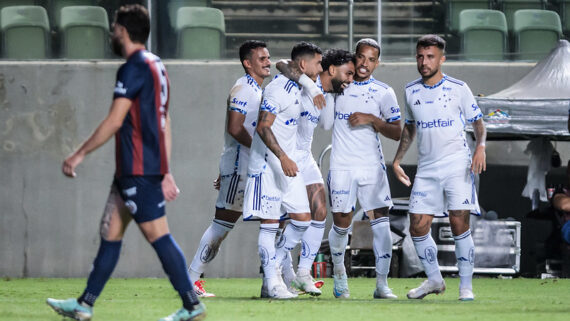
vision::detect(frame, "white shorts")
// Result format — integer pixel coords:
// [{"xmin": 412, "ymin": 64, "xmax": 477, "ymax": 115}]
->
[
  {"xmin": 215, "ymin": 172, "xmax": 245, "ymax": 212},
  {"xmin": 409, "ymin": 165, "xmax": 480, "ymax": 216},
  {"xmin": 295, "ymin": 150, "xmax": 324, "ymax": 186},
  {"xmin": 243, "ymin": 165, "xmax": 310, "ymax": 220},
  {"xmin": 328, "ymin": 166, "xmax": 393, "ymax": 214}
]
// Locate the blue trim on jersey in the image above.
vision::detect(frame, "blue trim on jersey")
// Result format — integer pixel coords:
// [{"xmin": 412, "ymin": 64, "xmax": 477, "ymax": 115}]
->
[
  {"xmin": 406, "ymin": 78, "xmax": 422, "ymax": 88},
  {"xmin": 405, "ymin": 119, "xmax": 415, "ymax": 124},
  {"xmin": 245, "ymin": 73, "xmax": 261, "ymax": 89},
  {"xmin": 445, "ymin": 75, "xmax": 465, "ymax": 86},
  {"xmin": 228, "ymin": 106, "xmax": 247, "ymax": 115},
  {"xmin": 371, "ymin": 79, "xmax": 389, "ymax": 89},
  {"xmin": 422, "ymin": 75, "xmax": 447, "ymax": 89},
  {"xmin": 284, "ymin": 79, "xmax": 300, "ymax": 93},
  {"xmin": 354, "ymin": 77, "xmax": 388, "ymax": 87},
  {"xmin": 260, "ymin": 99, "xmax": 277, "ymax": 114},
  {"xmin": 467, "ymin": 113, "xmax": 483, "ymax": 123},
  {"xmin": 386, "ymin": 115, "xmax": 401, "ymax": 123}
]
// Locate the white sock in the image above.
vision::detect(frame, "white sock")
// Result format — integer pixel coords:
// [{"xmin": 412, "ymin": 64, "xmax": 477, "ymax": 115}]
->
[
  {"xmin": 454, "ymin": 230, "xmax": 474, "ymax": 290},
  {"xmin": 281, "ymin": 251, "xmax": 296, "ymax": 284},
  {"xmin": 259, "ymin": 223, "xmax": 279, "ymax": 284},
  {"xmin": 328, "ymin": 224, "xmax": 350, "ymax": 276},
  {"xmin": 189, "ymin": 218, "xmax": 234, "ymax": 282},
  {"xmin": 371, "ymin": 217, "xmax": 392, "ymax": 287},
  {"xmin": 297, "ymin": 220, "xmax": 326, "ymax": 271},
  {"xmin": 275, "ymin": 220, "xmax": 310, "ymax": 268},
  {"xmin": 412, "ymin": 232, "xmax": 443, "ymax": 283}
]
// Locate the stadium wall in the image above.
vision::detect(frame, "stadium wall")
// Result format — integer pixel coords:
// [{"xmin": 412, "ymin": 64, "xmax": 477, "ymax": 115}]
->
[{"xmin": 0, "ymin": 61, "xmax": 563, "ymax": 278}]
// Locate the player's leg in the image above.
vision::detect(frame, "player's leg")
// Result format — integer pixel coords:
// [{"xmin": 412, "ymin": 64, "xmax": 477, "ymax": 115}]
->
[
  {"xmin": 188, "ymin": 173, "xmax": 245, "ymax": 296},
  {"xmin": 47, "ymin": 183, "xmax": 132, "ymax": 321},
  {"xmin": 357, "ymin": 167, "xmax": 396, "ymax": 299}
]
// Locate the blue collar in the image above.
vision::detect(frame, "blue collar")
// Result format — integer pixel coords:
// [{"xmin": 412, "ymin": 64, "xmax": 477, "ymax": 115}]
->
[
  {"xmin": 422, "ymin": 75, "xmax": 446, "ymax": 89},
  {"xmin": 245, "ymin": 73, "xmax": 261, "ymax": 89},
  {"xmin": 353, "ymin": 77, "xmax": 374, "ymax": 86}
]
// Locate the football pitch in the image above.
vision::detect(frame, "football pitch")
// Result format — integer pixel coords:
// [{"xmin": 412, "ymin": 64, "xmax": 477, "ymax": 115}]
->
[{"xmin": 1, "ymin": 277, "xmax": 569, "ymax": 321}]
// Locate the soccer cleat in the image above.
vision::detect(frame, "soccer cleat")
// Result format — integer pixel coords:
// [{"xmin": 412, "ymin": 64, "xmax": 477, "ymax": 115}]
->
[
  {"xmin": 407, "ymin": 279, "xmax": 446, "ymax": 299},
  {"xmin": 292, "ymin": 273, "xmax": 322, "ymax": 296},
  {"xmin": 46, "ymin": 298, "xmax": 93, "ymax": 321},
  {"xmin": 260, "ymin": 282, "xmax": 270, "ymax": 298},
  {"xmin": 158, "ymin": 303, "xmax": 207, "ymax": 321},
  {"xmin": 373, "ymin": 286, "xmax": 398, "ymax": 299},
  {"xmin": 332, "ymin": 273, "xmax": 350, "ymax": 299},
  {"xmin": 459, "ymin": 288, "xmax": 475, "ymax": 301},
  {"xmin": 269, "ymin": 283, "xmax": 298, "ymax": 299},
  {"xmin": 194, "ymin": 280, "xmax": 215, "ymax": 298}
]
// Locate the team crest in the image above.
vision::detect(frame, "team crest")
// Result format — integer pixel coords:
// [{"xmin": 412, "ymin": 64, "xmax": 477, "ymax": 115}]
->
[
  {"xmin": 200, "ymin": 244, "xmax": 215, "ymax": 263},
  {"xmin": 301, "ymin": 240, "xmax": 310, "ymax": 258},
  {"xmin": 125, "ymin": 200, "xmax": 137, "ymax": 215},
  {"xmin": 425, "ymin": 246, "xmax": 437, "ymax": 264},
  {"xmin": 259, "ymin": 246, "xmax": 269, "ymax": 267}
]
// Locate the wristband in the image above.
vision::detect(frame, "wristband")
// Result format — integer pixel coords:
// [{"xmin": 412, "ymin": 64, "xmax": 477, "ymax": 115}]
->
[{"xmin": 298, "ymin": 74, "xmax": 321, "ymax": 98}]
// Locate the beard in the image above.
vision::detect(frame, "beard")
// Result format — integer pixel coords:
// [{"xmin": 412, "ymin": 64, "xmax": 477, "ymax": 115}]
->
[
  {"xmin": 331, "ymin": 77, "xmax": 346, "ymax": 94},
  {"xmin": 111, "ymin": 36, "xmax": 123, "ymax": 57},
  {"xmin": 419, "ymin": 66, "xmax": 438, "ymax": 80}
]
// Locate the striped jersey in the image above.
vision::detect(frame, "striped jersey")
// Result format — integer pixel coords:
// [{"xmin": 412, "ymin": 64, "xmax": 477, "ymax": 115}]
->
[
  {"xmin": 404, "ymin": 74, "xmax": 483, "ymax": 169},
  {"xmin": 113, "ymin": 50, "xmax": 169, "ymax": 177}
]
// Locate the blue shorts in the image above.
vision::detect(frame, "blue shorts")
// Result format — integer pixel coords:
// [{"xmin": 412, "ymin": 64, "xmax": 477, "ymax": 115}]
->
[
  {"xmin": 562, "ymin": 220, "xmax": 570, "ymax": 244},
  {"xmin": 113, "ymin": 175, "xmax": 165, "ymax": 223}
]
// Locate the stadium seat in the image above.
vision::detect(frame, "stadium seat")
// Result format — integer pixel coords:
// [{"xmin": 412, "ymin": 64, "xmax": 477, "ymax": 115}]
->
[
  {"xmin": 51, "ymin": 0, "xmax": 96, "ymax": 28},
  {"xmin": 0, "ymin": 0, "xmax": 37, "ymax": 12},
  {"xmin": 1, "ymin": 6, "xmax": 50, "ymax": 59},
  {"xmin": 59, "ymin": 6, "xmax": 109, "ymax": 59},
  {"xmin": 447, "ymin": 0, "xmax": 492, "ymax": 33},
  {"xmin": 168, "ymin": 0, "xmax": 210, "ymax": 28},
  {"xmin": 459, "ymin": 9, "xmax": 508, "ymax": 60},
  {"xmin": 498, "ymin": 0, "xmax": 545, "ymax": 30},
  {"xmin": 513, "ymin": 9, "xmax": 562, "ymax": 60},
  {"xmin": 176, "ymin": 7, "xmax": 225, "ymax": 59}
]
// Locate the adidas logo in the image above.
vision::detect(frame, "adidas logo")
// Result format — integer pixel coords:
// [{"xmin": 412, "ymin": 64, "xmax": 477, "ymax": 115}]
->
[
  {"xmin": 463, "ymin": 199, "xmax": 470, "ymax": 204},
  {"xmin": 385, "ymin": 196, "xmax": 391, "ymax": 201},
  {"xmin": 458, "ymin": 257, "xmax": 469, "ymax": 262},
  {"xmin": 413, "ymin": 99, "xmax": 421, "ymax": 106}
]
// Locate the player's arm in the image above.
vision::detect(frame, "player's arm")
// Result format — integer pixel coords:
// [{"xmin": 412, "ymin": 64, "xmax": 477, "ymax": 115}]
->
[
  {"xmin": 392, "ymin": 122, "xmax": 416, "ymax": 187},
  {"xmin": 347, "ymin": 113, "xmax": 401, "ymax": 140},
  {"xmin": 62, "ymin": 98, "xmax": 131, "ymax": 178},
  {"xmin": 276, "ymin": 59, "xmax": 325, "ymax": 109},
  {"xmin": 471, "ymin": 118, "xmax": 486, "ymax": 174},
  {"xmin": 256, "ymin": 110, "xmax": 298, "ymax": 177},
  {"xmin": 162, "ymin": 113, "xmax": 180, "ymax": 201},
  {"xmin": 227, "ymin": 111, "xmax": 252, "ymax": 148}
]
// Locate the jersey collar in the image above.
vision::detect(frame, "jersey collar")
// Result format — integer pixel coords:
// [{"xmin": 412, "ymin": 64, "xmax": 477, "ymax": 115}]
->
[
  {"xmin": 422, "ymin": 74, "xmax": 447, "ymax": 89},
  {"xmin": 353, "ymin": 76, "xmax": 375, "ymax": 86},
  {"xmin": 245, "ymin": 73, "xmax": 262, "ymax": 89}
]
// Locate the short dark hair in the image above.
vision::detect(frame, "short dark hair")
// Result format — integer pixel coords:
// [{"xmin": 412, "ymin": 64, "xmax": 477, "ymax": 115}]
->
[
  {"xmin": 114, "ymin": 4, "xmax": 150, "ymax": 44},
  {"xmin": 291, "ymin": 41, "xmax": 322, "ymax": 61},
  {"xmin": 416, "ymin": 34, "xmax": 446, "ymax": 52},
  {"xmin": 239, "ymin": 40, "xmax": 267, "ymax": 63},
  {"xmin": 355, "ymin": 38, "xmax": 381, "ymax": 58},
  {"xmin": 321, "ymin": 49, "xmax": 355, "ymax": 71}
]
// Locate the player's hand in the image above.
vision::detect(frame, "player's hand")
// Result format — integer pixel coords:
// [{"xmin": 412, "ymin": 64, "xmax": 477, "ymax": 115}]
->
[
  {"xmin": 348, "ymin": 112, "xmax": 373, "ymax": 127},
  {"xmin": 471, "ymin": 145, "xmax": 486, "ymax": 174},
  {"xmin": 162, "ymin": 173, "xmax": 180, "ymax": 202},
  {"xmin": 213, "ymin": 174, "xmax": 221, "ymax": 190},
  {"xmin": 62, "ymin": 152, "xmax": 84, "ymax": 178},
  {"xmin": 279, "ymin": 154, "xmax": 298, "ymax": 177},
  {"xmin": 393, "ymin": 162, "xmax": 411, "ymax": 187},
  {"xmin": 313, "ymin": 94, "xmax": 326, "ymax": 110}
]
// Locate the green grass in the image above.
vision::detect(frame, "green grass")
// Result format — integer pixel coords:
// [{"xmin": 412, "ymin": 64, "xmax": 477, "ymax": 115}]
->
[{"xmin": 1, "ymin": 277, "xmax": 569, "ymax": 321}]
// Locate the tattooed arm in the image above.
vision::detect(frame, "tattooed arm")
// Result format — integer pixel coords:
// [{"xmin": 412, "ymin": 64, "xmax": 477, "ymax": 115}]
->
[
  {"xmin": 276, "ymin": 59, "xmax": 325, "ymax": 109},
  {"xmin": 256, "ymin": 110, "xmax": 298, "ymax": 177},
  {"xmin": 392, "ymin": 123, "xmax": 416, "ymax": 187}
]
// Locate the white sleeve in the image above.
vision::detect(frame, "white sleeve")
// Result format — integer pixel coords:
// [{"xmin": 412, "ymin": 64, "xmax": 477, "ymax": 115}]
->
[
  {"xmin": 404, "ymin": 89, "xmax": 415, "ymax": 124},
  {"xmin": 379, "ymin": 87, "xmax": 401, "ymax": 123},
  {"xmin": 460, "ymin": 84, "xmax": 483, "ymax": 123},
  {"xmin": 227, "ymin": 84, "xmax": 250, "ymax": 115},
  {"xmin": 318, "ymin": 93, "xmax": 336, "ymax": 130},
  {"xmin": 260, "ymin": 85, "xmax": 284, "ymax": 115}
]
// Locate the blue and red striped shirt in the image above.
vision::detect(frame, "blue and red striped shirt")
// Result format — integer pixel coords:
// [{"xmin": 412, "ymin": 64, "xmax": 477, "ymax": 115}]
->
[{"xmin": 113, "ymin": 50, "xmax": 170, "ymax": 177}]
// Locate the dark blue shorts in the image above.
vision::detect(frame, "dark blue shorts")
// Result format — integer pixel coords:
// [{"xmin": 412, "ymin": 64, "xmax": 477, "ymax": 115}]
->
[
  {"xmin": 114, "ymin": 175, "xmax": 165, "ymax": 223},
  {"xmin": 562, "ymin": 220, "xmax": 570, "ymax": 244}
]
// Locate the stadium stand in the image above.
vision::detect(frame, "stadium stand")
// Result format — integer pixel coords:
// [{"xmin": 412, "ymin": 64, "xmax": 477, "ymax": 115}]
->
[
  {"xmin": 168, "ymin": 0, "xmax": 209, "ymax": 28},
  {"xmin": 447, "ymin": 0, "xmax": 493, "ymax": 33},
  {"xmin": 59, "ymin": 6, "xmax": 109, "ymax": 59},
  {"xmin": 0, "ymin": 0, "xmax": 37, "ymax": 12},
  {"xmin": 513, "ymin": 9, "xmax": 562, "ymax": 60},
  {"xmin": 176, "ymin": 6, "xmax": 225, "ymax": 59},
  {"xmin": 499, "ymin": 0, "xmax": 546, "ymax": 29},
  {"xmin": 51, "ymin": 0, "xmax": 96, "ymax": 28},
  {"xmin": 1, "ymin": 5, "xmax": 50, "ymax": 59},
  {"xmin": 459, "ymin": 9, "xmax": 508, "ymax": 60}
]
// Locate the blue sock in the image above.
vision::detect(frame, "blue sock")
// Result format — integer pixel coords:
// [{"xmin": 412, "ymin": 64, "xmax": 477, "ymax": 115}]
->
[
  {"xmin": 152, "ymin": 234, "xmax": 200, "ymax": 310},
  {"xmin": 78, "ymin": 238, "xmax": 122, "ymax": 306}
]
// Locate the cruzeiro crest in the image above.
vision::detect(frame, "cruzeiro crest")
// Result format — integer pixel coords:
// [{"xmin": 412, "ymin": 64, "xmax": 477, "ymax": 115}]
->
[
  {"xmin": 259, "ymin": 246, "xmax": 269, "ymax": 267},
  {"xmin": 425, "ymin": 246, "xmax": 437, "ymax": 264}
]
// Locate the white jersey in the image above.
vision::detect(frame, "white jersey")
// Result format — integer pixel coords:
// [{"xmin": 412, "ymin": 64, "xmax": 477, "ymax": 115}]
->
[
  {"xmin": 330, "ymin": 77, "xmax": 401, "ymax": 170},
  {"xmin": 248, "ymin": 74, "xmax": 303, "ymax": 175},
  {"xmin": 404, "ymin": 74, "xmax": 483, "ymax": 169},
  {"xmin": 219, "ymin": 74, "xmax": 262, "ymax": 176},
  {"xmin": 296, "ymin": 76, "xmax": 325, "ymax": 154}
]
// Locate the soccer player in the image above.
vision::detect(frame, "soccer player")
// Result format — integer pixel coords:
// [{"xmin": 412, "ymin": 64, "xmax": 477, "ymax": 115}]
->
[
  {"xmin": 187, "ymin": 40, "xmax": 271, "ymax": 298},
  {"xmin": 243, "ymin": 42, "xmax": 323, "ymax": 299},
  {"xmin": 274, "ymin": 49, "xmax": 356, "ymax": 296},
  {"xmin": 392, "ymin": 34, "xmax": 486, "ymax": 301},
  {"xmin": 46, "ymin": 5, "xmax": 205, "ymax": 321},
  {"xmin": 325, "ymin": 38, "xmax": 402, "ymax": 300}
]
